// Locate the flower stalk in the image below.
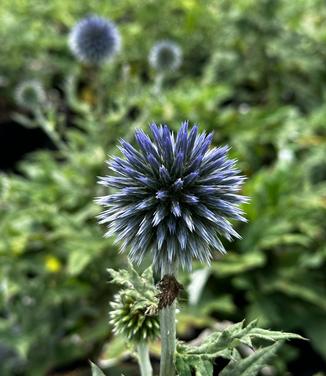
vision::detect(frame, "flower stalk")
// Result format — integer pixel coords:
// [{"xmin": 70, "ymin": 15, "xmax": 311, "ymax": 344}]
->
[
  {"xmin": 153, "ymin": 73, "xmax": 164, "ymax": 95},
  {"xmin": 159, "ymin": 263, "xmax": 177, "ymax": 376},
  {"xmin": 137, "ymin": 341, "xmax": 153, "ymax": 376},
  {"xmin": 159, "ymin": 299, "xmax": 176, "ymax": 376}
]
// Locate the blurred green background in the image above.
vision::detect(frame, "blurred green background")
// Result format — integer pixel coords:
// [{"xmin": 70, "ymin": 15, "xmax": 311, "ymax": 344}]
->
[{"xmin": 0, "ymin": 0, "xmax": 325, "ymax": 375}]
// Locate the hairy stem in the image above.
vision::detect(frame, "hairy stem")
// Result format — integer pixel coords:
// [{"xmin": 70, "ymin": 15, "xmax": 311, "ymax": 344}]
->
[
  {"xmin": 159, "ymin": 263, "xmax": 177, "ymax": 376},
  {"xmin": 137, "ymin": 341, "xmax": 153, "ymax": 376}
]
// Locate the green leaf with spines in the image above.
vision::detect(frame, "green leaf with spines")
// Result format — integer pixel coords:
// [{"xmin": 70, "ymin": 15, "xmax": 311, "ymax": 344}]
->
[
  {"xmin": 107, "ymin": 264, "xmax": 156, "ymax": 297},
  {"xmin": 176, "ymin": 321, "xmax": 304, "ymax": 376},
  {"xmin": 220, "ymin": 342, "xmax": 283, "ymax": 376}
]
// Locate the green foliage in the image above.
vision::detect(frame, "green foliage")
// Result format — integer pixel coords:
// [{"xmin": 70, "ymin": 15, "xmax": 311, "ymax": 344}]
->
[
  {"xmin": 0, "ymin": 0, "xmax": 325, "ymax": 374},
  {"xmin": 176, "ymin": 321, "xmax": 303, "ymax": 376},
  {"xmin": 219, "ymin": 342, "xmax": 282, "ymax": 376}
]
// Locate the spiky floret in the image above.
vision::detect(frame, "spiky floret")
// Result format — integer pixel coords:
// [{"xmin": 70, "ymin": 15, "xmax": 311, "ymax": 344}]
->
[
  {"xmin": 110, "ymin": 290, "xmax": 160, "ymax": 342},
  {"xmin": 14, "ymin": 80, "xmax": 46, "ymax": 109},
  {"xmin": 69, "ymin": 16, "xmax": 121, "ymax": 65},
  {"xmin": 149, "ymin": 40, "xmax": 182, "ymax": 72},
  {"xmin": 97, "ymin": 122, "xmax": 247, "ymax": 273}
]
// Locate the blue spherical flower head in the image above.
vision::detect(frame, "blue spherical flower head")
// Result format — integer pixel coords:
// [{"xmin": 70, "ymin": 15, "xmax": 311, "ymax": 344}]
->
[
  {"xmin": 149, "ymin": 40, "xmax": 182, "ymax": 72},
  {"xmin": 69, "ymin": 16, "xmax": 121, "ymax": 65},
  {"xmin": 97, "ymin": 122, "xmax": 247, "ymax": 274}
]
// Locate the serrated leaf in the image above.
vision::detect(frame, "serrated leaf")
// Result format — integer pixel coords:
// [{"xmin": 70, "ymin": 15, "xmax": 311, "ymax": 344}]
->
[
  {"xmin": 219, "ymin": 341, "xmax": 282, "ymax": 376},
  {"xmin": 107, "ymin": 264, "xmax": 158, "ymax": 304},
  {"xmin": 249, "ymin": 327, "xmax": 305, "ymax": 342},
  {"xmin": 176, "ymin": 321, "xmax": 304, "ymax": 376},
  {"xmin": 107, "ymin": 268, "xmax": 133, "ymax": 288}
]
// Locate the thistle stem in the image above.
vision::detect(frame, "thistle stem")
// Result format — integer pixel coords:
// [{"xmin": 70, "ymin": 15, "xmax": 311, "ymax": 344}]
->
[
  {"xmin": 153, "ymin": 73, "xmax": 164, "ymax": 95},
  {"xmin": 137, "ymin": 341, "xmax": 153, "ymax": 376},
  {"xmin": 159, "ymin": 264, "xmax": 177, "ymax": 376}
]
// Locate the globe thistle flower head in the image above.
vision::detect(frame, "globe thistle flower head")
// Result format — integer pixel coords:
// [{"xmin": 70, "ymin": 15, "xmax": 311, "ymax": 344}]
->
[
  {"xmin": 110, "ymin": 290, "xmax": 160, "ymax": 342},
  {"xmin": 97, "ymin": 122, "xmax": 247, "ymax": 274},
  {"xmin": 149, "ymin": 40, "xmax": 182, "ymax": 72},
  {"xmin": 14, "ymin": 80, "xmax": 46, "ymax": 109},
  {"xmin": 69, "ymin": 16, "xmax": 121, "ymax": 65}
]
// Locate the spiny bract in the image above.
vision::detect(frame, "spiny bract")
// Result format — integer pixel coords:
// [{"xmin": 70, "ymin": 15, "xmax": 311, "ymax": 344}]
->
[
  {"xmin": 97, "ymin": 122, "xmax": 247, "ymax": 273},
  {"xmin": 149, "ymin": 40, "xmax": 182, "ymax": 72},
  {"xmin": 69, "ymin": 16, "xmax": 121, "ymax": 65}
]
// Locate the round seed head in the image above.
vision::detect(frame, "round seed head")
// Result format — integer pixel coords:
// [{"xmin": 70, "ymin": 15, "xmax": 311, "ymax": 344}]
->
[
  {"xmin": 149, "ymin": 40, "xmax": 182, "ymax": 72},
  {"xmin": 69, "ymin": 15, "xmax": 121, "ymax": 65},
  {"xmin": 14, "ymin": 80, "xmax": 46, "ymax": 109}
]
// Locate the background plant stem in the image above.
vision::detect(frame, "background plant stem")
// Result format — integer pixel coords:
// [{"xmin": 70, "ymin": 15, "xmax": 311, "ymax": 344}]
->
[
  {"xmin": 159, "ymin": 263, "xmax": 177, "ymax": 376},
  {"xmin": 137, "ymin": 341, "xmax": 152, "ymax": 376}
]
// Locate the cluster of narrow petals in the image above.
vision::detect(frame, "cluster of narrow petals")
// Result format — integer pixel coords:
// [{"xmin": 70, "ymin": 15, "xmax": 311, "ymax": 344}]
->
[{"xmin": 97, "ymin": 122, "xmax": 247, "ymax": 273}]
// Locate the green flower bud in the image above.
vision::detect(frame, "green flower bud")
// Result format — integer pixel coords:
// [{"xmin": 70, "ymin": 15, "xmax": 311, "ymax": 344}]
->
[
  {"xmin": 109, "ymin": 290, "xmax": 160, "ymax": 342},
  {"xmin": 108, "ymin": 265, "xmax": 160, "ymax": 343}
]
